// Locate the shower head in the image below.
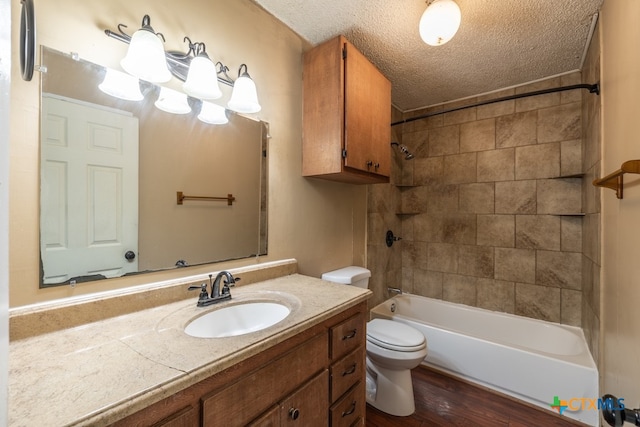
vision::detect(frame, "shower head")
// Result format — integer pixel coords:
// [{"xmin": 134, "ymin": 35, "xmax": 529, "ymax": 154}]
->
[{"xmin": 391, "ymin": 142, "xmax": 415, "ymax": 160}]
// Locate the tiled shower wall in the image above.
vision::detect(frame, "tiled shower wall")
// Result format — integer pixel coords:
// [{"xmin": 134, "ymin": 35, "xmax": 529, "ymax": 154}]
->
[
  {"xmin": 368, "ymin": 73, "xmax": 589, "ymax": 326},
  {"xmin": 581, "ymin": 21, "xmax": 601, "ymax": 365}
]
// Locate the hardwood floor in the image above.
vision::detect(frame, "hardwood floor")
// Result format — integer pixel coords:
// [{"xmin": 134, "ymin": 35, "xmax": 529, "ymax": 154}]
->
[{"xmin": 365, "ymin": 366, "xmax": 587, "ymax": 426}]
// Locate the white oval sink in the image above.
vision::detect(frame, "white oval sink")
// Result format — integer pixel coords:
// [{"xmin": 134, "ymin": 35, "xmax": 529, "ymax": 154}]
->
[{"xmin": 184, "ymin": 302, "xmax": 291, "ymax": 338}]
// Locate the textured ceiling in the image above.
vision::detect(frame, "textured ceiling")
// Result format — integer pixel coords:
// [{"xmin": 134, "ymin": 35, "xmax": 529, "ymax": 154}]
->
[{"xmin": 252, "ymin": 0, "xmax": 603, "ymax": 111}]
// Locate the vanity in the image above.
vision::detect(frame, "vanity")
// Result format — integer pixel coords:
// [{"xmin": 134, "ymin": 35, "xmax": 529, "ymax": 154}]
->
[{"xmin": 8, "ymin": 260, "xmax": 371, "ymax": 426}]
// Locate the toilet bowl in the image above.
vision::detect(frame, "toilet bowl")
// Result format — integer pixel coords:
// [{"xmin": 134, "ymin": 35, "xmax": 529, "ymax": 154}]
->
[
  {"xmin": 321, "ymin": 266, "xmax": 428, "ymax": 417},
  {"xmin": 365, "ymin": 318, "xmax": 427, "ymax": 416}
]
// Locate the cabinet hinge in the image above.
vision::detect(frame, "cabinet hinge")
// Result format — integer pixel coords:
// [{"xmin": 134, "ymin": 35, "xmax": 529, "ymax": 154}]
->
[{"xmin": 342, "ymin": 149, "xmax": 347, "ymax": 158}]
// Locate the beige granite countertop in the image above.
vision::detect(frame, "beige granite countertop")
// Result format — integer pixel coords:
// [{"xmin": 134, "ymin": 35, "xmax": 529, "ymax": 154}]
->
[{"xmin": 9, "ymin": 273, "xmax": 370, "ymax": 426}]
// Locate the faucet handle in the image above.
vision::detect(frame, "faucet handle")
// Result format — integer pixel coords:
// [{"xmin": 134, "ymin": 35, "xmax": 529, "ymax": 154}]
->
[
  {"xmin": 188, "ymin": 283, "xmax": 209, "ymax": 300},
  {"xmin": 225, "ymin": 276, "xmax": 239, "ymax": 287}
]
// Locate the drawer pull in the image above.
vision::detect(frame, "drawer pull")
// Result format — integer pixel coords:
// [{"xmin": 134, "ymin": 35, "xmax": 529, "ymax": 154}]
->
[
  {"xmin": 342, "ymin": 329, "xmax": 357, "ymax": 340},
  {"xmin": 342, "ymin": 363, "xmax": 357, "ymax": 376},
  {"xmin": 289, "ymin": 407, "xmax": 300, "ymax": 420},
  {"xmin": 342, "ymin": 401, "xmax": 357, "ymax": 417}
]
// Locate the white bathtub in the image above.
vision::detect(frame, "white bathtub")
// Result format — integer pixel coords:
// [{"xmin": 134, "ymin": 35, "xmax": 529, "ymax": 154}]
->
[{"xmin": 370, "ymin": 294, "xmax": 599, "ymax": 426}]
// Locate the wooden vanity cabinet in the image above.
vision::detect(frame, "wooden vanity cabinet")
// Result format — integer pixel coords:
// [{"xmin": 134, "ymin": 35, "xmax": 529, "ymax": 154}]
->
[
  {"xmin": 303, "ymin": 35, "xmax": 392, "ymax": 184},
  {"xmin": 109, "ymin": 302, "xmax": 367, "ymax": 427}
]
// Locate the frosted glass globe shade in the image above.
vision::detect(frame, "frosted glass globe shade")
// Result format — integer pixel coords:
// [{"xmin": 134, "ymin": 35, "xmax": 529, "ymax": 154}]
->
[{"xmin": 419, "ymin": 0, "xmax": 461, "ymax": 46}]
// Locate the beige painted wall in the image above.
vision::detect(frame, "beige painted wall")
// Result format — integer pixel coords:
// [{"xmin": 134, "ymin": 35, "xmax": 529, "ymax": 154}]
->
[
  {"xmin": 600, "ymin": 0, "xmax": 640, "ymax": 407},
  {"xmin": 9, "ymin": 0, "xmax": 367, "ymax": 307}
]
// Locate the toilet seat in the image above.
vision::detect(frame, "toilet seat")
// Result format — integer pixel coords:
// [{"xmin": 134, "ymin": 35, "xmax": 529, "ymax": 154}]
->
[{"xmin": 366, "ymin": 318, "xmax": 426, "ymax": 352}]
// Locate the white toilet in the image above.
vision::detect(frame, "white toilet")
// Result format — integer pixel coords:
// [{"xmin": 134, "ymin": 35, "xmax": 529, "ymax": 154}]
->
[{"xmin": 322, "ymin": 266, "xmax": 428, "ymax": 417}]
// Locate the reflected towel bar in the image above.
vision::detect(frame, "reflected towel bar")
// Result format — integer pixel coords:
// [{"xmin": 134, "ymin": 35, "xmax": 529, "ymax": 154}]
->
[
  {"xmin": 177, "ymin": 191, "xmax": 236, "ymax": 206},
  {"xmin": 592, "ymin": 160, "xmax": 640, "ymax": 199}
]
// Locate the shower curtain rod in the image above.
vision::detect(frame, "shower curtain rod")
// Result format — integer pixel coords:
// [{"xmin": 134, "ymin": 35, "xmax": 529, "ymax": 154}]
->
[{"xmin": 391, "ymin": 83, "xmax": 600, "ymax": 127}]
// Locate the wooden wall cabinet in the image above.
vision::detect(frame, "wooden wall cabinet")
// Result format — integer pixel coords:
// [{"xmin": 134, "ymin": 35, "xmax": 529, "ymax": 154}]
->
[
  {"xmin": 110, "ymin": 302, "xmax": 367, "ymax": 427},
  {"xmin": 303, "ymin": 35, "xmax": 392, "ymax": 184}
]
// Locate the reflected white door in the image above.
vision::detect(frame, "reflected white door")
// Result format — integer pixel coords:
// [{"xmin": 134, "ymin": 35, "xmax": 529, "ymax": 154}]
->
[{"xmin": 40, "ymin": 95, "xmax": 139, "ymax": 284}]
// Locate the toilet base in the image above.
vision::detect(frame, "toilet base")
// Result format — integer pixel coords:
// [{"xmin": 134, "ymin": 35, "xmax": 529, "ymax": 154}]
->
[{"xmin": 366, "ymin": 357, "xmax": 416, "ymax": 417}]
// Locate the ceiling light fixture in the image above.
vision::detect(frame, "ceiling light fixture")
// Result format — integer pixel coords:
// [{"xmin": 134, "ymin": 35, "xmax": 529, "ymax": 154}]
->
[
  {"xmin": 419, "ymin": 0, "xmax": 461, "ymax": 46},
  {"xmin": 105, "ymin": 15, "xmax": 261, "ymax": 115}
]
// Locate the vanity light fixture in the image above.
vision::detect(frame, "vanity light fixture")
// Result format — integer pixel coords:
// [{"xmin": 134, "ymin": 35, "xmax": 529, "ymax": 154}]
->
[
  {"xmin": 419, "ymin": 0, "xmax": 461, "ymax": 46},
  {"xmin": 105, "ymin": 15, "xmax": 261, "ymax": 114},
  {"xmin": 154, "ymin": 86, "xmax": 192, "ymax": 114},
  {"xmin": 228, "ymin": 64, "xmax": 261, "ymax": 114},
  {"xmin": 182, "ymin": 40, "xmax": 222, "ymax": 100},
  {"xmin": 98, "ymin": 68, "xmax": 144, "ymax": 101},
  {"xmin": 119, "ymin": 15, "xmax": 172, "ymax": 83}
]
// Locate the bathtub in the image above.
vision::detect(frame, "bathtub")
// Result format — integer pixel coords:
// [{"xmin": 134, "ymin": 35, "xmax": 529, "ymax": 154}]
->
[{"xmin": 370, "ymin": 294, "xmax": 599, "ymax": 426}]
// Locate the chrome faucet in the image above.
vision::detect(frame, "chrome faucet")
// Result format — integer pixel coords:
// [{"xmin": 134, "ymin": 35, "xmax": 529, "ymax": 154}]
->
[
  {"xmin": 387, "ymin": 287, "xmax": 403, "ymax": 296},
  {"xmin": 188, "ymin": 271, "xmax": 238, "ymax": 307}
]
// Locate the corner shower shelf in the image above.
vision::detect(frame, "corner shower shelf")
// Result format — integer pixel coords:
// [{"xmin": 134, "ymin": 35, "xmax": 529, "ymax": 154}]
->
[{"xmin": 592, "ymin": 160, "xmax": 640, "ymax": 199}]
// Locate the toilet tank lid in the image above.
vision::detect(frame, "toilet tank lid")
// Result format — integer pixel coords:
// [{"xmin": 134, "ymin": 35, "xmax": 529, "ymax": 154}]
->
[{"xmin": 321, "ymin": 266, "xmax": 371, "ymax": 284}]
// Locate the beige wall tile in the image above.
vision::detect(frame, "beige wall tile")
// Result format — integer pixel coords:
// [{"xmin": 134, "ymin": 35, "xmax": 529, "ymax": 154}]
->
[
  {"xmin": 515, "ymin": 78, "xmax": 561, "ymax": 112},
  {"xmin": 515, "ymin": 283, "xmax": 561, "ymax": 322},
  {"xmin": 459, "ymin": 183, "xmax": 495, "ymax": 214},
  {"xmin": 495, "ymin": 248, "xmax": 536, "ymax": 284},
  {"xmin": 460, "ymin": 118, "xmax": 496, "ymax": 153},
  {"xmin": 426, "ymin": 183, "xmax": 459, "ymax": 213},
  {"xmin": 413, "ymin": 214, "xmax": 444, "ymax": 243},
  {"xmin": 413, "ymin": 157, "xmax": 443, "ymax": 185},
  {"xmin": 477, "ymin": 278, "xmax": 515, "ymax": 313},
  {"xmin": 458, "ymin": 245, "xmax": 495, "ymax": 278},
  {"xmin": 402, "ymin": 241, "xmax": 428, "ymax": 270},
  {"xmin": 538, "ymin": 102, "xmax": 581, "ymax": 143},
  {"xmin": 413, "ymin": 269, "xmax": 443, "ymax": 299},
  {"xmin": 444, "ymin": 152, "xmax": 477, "ymax": 184},
  {"xmin": 477, "ymin": 148, "xmax": 515, "ymax": 182},
  {"xmin": 427, "ymin": 243, "xmax": 458, "ymax": 273},
  {"xmin": 476, "ymin": 89, "xmax": 516, "ymax": 119},
  {"xmin": 495, "ymin": 180, "xmax": 536, "ymax": 214},
  {"xmin": 400, "ymin": 186, "xmax": 429, "ymax": 213},
  {"xmin": 561, "ymin": 289, "xmax": 582, "ymax": 326},
  {"xmin": 515, "ymin": 215, "xmax": 561, "ymax": 250},
  {"xmin": 477, "ymin": 214, "xmax": 515, "ymax": 248},
  {"xmin": 537, "ymin": 250, "xmax": 582, "ymax": 290},
  {"xmin": 429, "ymin": 125, "xmax": 460, "ymax": 156},
  {"xmin": 561, "ymin": 216, "xmax": 582, "ymax": 252},
  {"xmin": 443, "ymin": 104, "xmax": 477, "ymax": 126},
  {"xmin": 515, "ymin": 143, "xmax": 561, "ymax": 179},
  {"xmin": 443, "ymin": 273, "xmax": 477, "ymax": 305},
  {"xmin": 537, "ymin": 178, "xmax": 582, "ymax": 214},
  {"xmin": 560, "ymin": 139, "xmax": 582, "ymax": 176},
  {"xmin": 442, "ymin": 213, "xmax": 477, "ymax": 245},
  {"xmin": 496, "ymin": 111, "xmax": 537, "ymax": 148}
]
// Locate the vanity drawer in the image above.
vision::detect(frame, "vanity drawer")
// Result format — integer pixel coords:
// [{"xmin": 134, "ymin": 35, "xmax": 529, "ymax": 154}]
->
[
  {"xmin": 330, "ymin": 313, "xmax": 365, "ymax": 360},
  {"xmin": 202, "ymin": 332, "xmax": 328, "ymax": 426},
  {"xmin": 329, "ymin": 380, "xmax": 365, "ymax": 427},
  {"xmin": 330, "ymin": 346, "xmax": 364, "ymax": 402}
]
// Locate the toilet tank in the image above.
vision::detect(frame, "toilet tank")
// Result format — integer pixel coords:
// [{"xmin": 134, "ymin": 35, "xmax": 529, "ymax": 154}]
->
[{"xmin": 321, "ymin": 266, "xmax": 371, "ymax": 289}]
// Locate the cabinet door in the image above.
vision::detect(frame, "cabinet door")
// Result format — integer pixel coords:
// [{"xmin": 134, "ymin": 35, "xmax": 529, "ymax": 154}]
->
[
  {"xmin": 281, "ymin": 370, "xmax": 329, "ymax": 427},
  {"xmin": 343, "ymin": 40, "xmax": 391, "ymax": 177}
]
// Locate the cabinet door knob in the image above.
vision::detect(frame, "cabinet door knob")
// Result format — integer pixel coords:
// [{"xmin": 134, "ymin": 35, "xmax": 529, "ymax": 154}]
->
[
  {"xmin": 374, "ymin": 162, "xmax": 380, "ymax": 169},
  {"xmin": 289, "ymin": 407, "xmax": 300, "ymax": 420},
  {"xmin": 366, "ymin": 160, "xmax": 373, "ymax": 167}
]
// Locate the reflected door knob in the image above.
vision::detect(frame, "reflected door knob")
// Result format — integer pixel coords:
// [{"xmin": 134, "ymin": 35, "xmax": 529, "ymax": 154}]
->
[{"xmin": 124, "ymin": 251, "xmax": 136, "ymax": 261}]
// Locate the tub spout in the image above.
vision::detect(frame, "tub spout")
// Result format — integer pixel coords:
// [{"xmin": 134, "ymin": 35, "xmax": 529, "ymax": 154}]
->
[{"xmin": 388, "ymin": 287, "xmax": 402, "ymax": 295}]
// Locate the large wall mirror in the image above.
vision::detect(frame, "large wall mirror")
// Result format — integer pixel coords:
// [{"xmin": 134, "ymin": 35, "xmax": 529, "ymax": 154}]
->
[{"xmin": 39, "ymin": 46, "xmax": 268, "ymax": 287}]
